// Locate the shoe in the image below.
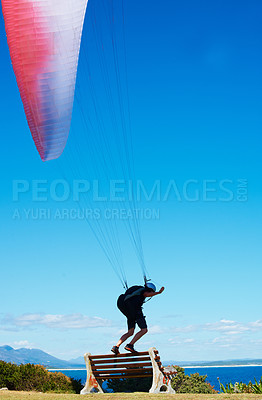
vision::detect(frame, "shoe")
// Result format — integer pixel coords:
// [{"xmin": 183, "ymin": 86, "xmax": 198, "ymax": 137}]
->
[
  {"xmin": 111, "ymin": 346, "xmax": 119, "ymax": 355},
  {"xmin": 124, "ymin": 343, "xmax": 137, "ymax": 353}
]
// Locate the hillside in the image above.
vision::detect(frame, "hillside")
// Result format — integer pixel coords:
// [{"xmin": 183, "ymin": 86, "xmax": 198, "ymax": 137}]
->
[{"xmin": 0, "ymin": 346, "xmax": 84, "ymax": 368}]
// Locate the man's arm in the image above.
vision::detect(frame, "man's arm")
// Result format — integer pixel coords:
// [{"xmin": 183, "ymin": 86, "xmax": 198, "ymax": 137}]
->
[{"xmin": 144, "ymin": 286, "xmax": 165, "ymax": 298}]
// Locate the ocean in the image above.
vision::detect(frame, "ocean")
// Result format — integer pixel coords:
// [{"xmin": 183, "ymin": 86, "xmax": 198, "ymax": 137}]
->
[{"xmin": 50, "ymin": 365, "xmax": 262, "ymax": 392}]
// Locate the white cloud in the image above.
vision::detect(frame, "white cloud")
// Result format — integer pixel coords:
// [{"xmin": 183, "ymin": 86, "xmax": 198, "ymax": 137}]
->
[
  {"xmin": 208, "ymin": 335, "xmax": 242, "ymax": 348},
  {"xmin": 148, "ymin": 325, "xmax": 165, "ymax": 335},
  {"xmin": 171, "ymin": 325, "xmax": 196, "ymax": 333},
  {"xmin": 220, "ymin": 319, "xmax": 236, "ymax": 324},
  {"xmin": 168, "ymin": 337, "xmax": 195, "ymax": 346},
  {"xmin": 170, "ymin": 319, "xmax": 262, "ymax": 336},
  {"xmin": 250, "ymin": 320, "xmax": 262, "ymax": 328},
  {"xmin": 117, "ymin": 328, "xmax": 126, "ymax": 335},
  {"xmin": 184, "ymin": 338, "xmax": 194, "ymax": 343},
  {"xmin": 205, "ymin": 320, "xmax": 252, "ymax": 334},
  {"xmin": 2, "ymin": 313, "xmax": 112, "ymax": 330},
  {"xmin": 13, "ymin": 340, "xmax": 32, "ymax": 348},
  {"xmin": 212, "ymin": 336, "xmax": 231, "ymax": 344},
  {"xmin": 166, "ymin": 318, "xmax": 262, "ymax": 354},
  {"xmin": 161, "ymin": 314, "xmax": 182, "ymax": 319}
]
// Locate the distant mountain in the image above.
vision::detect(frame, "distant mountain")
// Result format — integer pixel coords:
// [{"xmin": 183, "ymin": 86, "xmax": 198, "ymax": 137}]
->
[
  {"xmin": 0, "ymin": 346, "xmax": 85, "ymax": 368},
  {"xmin": 68, "ymin": 356, "xmax": 86, "ymax": 365}
]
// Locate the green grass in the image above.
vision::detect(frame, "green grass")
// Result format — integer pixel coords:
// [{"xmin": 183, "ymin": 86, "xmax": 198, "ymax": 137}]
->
[{"xmin": 1, "ymin": 393, "xmax": 262, "ymax": 400}]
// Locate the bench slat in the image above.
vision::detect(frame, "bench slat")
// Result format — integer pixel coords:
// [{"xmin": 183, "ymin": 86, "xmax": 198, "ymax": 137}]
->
[
  {"xmin": 90, "ymin": 351, "xmax": 158, "ymax": 360},
  {"xmin": 94, "ymin": 373, "xmax": 153, "ymax": 380},
  {"xmin": 92, "ymin": 362, "xmax": 153, "ymax": 370},
  {"xmin": 90, "ymin": 356, "xmax": 160, "ymax": 364},
  {"xmin": 94, "ymin": 367, "xmax": 153, "ymax": 375}
]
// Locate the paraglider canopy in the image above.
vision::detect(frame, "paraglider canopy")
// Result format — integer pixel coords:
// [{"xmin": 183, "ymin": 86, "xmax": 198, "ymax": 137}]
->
[{"xmin": 2, "ymin": 0, "xmax": 88, "ymax": 161}]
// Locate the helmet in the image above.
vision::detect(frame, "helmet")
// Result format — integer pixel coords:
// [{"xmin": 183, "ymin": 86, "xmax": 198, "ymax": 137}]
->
[{"xmin": 146, "ymin": 282, "xmax": 156, "ymax": 292}]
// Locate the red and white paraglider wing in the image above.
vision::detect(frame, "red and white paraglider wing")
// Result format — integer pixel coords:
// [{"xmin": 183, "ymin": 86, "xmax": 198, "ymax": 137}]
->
[{"xmin": 2, "ymin": 0, "xmax": 88, "ymax": 161}]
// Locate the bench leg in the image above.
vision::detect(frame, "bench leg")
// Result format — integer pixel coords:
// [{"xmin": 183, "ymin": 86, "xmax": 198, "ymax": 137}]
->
[
  {"xmin": 148, "ymin": 347, "xmax": 176, "ymax": 394},
  {"xmin": 80, "ymin": 352, "xmax": 104, "ymax": 394},
  {"xmin": 149, "ymin": 372, "xmax": 175, "ymax": 394}
]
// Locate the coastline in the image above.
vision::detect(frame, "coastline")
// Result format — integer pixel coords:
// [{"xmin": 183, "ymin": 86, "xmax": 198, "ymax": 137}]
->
[
  {"xmin": 181, "ymin": 364, "xmax": 262, "ymax": 368},
  {"xmin": 48, "ymin": 368, "xmax": 86, "ymax": 371},
  {"xmin": 48, "ymin": 364, "xmax": 262, "ymax": 371}
]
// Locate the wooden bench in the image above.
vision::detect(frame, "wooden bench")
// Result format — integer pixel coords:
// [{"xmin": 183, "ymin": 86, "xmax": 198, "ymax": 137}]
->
[{"xmin": 80, "ymin": 347, "xmax": 176, "ymax": 394}]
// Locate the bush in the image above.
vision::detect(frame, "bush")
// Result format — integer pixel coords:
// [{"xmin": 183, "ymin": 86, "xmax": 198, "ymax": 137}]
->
[
  {"xmin": 171, "ymin": 366, "xmax": 217, "ymax": 393},
  {"xmin": 0, "ymin": 361, "xmax": 82, "ymax": 393},
  {"xmin": 218, "ymin": 376, "xmax": 262, "ymax": 394}
]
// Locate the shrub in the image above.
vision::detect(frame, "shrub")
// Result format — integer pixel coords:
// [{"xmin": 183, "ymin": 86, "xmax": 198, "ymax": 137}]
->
[
  {"xmin": 0, "ymin": 361, "xmax": 82, "ymax": 393},
  {"xmin": 253, "ymin": 377, "xmax": 262, "ymax": 394},
  {"xmin": 218, "ymin": 376, "xmax": 262, "ymax": 394},
  {"xmin": 0, "ymin": 361, "xmax": 20, "ymax": 390},
  {"xmin": 171, "ymin": 366, "xmax": 217, "ymax": 393}
]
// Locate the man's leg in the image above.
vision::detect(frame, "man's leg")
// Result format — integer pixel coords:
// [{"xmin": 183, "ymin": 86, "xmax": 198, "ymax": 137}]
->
[
  {"xmin": 129, "ymin": 327, "xmax": 148, "ymax": 345},
  {"xmin": 116, "ymin": 327, "xmax": 134, "ymax": 347},
  {"xmin": 125, "ymin": 315, "xmax": 148, "ymax": 351}
]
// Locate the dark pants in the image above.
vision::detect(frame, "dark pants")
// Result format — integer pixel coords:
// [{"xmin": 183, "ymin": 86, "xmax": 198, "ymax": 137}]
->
[{"xmin": 117, "ymin": 294, "xmax": 147, "ymax": 330}]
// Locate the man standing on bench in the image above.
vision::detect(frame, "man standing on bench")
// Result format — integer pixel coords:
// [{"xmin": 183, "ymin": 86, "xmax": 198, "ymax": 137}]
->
[{"xmin": 111, "ymin": 283, "xmax": 165, "ymax": 354}]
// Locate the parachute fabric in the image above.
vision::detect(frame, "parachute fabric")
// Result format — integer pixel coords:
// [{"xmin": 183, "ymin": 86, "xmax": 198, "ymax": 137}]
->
[{"xmin": 2, "ymin": 0, "xmax": 88, "ymax": 161}]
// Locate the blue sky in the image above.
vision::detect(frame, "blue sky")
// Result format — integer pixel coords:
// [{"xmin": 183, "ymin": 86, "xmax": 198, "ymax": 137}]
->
[{"xmin": 0, "ymin": 0, "xmax": 262, "ymax": 362}]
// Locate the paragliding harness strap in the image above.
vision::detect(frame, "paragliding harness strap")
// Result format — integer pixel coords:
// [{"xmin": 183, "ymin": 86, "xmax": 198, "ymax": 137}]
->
[{"xmin": 80, "ymin": 347, "xmax": 177, "ymax": 394}]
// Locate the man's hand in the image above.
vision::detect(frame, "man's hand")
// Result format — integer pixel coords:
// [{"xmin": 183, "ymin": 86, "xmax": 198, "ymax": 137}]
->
[{"xmin": 144, "ymin": 286, "xmax": 165, "ymax": 298}]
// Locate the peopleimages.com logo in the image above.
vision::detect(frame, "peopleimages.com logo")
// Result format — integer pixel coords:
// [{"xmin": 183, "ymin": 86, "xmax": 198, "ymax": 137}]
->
[{"xmin": 12, "ymin": 178, "xmax": 248, "ymax": 203}]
